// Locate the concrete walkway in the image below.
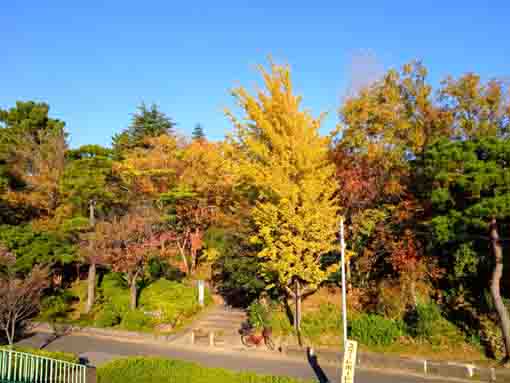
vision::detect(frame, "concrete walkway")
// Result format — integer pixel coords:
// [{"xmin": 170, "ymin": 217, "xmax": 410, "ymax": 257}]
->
[{"xmin": 177, "ymin": 305, "xmax": 247, "ymax": 347}]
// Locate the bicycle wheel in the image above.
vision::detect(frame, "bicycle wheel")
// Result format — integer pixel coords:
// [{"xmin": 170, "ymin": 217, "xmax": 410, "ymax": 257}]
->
[
  {"xmin": 264, "ymin": 336, "xmax": 275, "ymax": 351},
  {"xmin": 241, "ymin": 335, "xmax": 256, "ymax": 348}
]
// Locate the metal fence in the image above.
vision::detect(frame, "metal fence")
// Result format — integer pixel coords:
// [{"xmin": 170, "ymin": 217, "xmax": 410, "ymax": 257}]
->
[{"xmin": 0, "ymin": 349, "xmax": 87, "ymax": 383}]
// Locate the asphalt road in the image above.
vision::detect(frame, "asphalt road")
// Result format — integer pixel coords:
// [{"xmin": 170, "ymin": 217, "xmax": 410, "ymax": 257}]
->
[{"xmin": 17, "ymin": 333, "xmax": 443, "ymax": 383}]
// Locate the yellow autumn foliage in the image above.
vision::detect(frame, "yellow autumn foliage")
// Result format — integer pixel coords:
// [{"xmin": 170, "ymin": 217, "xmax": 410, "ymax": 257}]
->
[
  {"xmin": 113, "ymin": 135, "xmax": 181, "ymax": 196},
  {"xmin": 226, "ymin": 62, "xmax": 339, "ymax": 291}
]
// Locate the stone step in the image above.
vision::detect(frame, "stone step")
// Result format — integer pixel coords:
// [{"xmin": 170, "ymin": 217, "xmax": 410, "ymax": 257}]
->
[
  {"xmin": 191, "ymin": 333, "xmax": 243, "ymax": 347},
  {"xmin": 204, "ymin": 311, "xmax": 246, "ymax": 318},
  {"xmin": 196, "ymin": 317, "xmax": 246, "ymax": 324},
  {"xmin": 193, "ymin": 319, "xmax": 245, "ymax": 326},
  {"xmin": 186, "ymin": 305, "xmax": 249, "ymax": 348}
]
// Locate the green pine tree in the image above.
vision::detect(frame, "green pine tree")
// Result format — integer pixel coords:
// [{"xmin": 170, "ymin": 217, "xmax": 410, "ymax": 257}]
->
[{"xmin": 192, "ymin": 123, "xmax": 206, "ymax": 141}]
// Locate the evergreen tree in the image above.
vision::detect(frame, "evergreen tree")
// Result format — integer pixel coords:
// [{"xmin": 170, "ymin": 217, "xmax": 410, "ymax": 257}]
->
[
  {"xmin": 112, "ymin": 103, "xmax": 176, "ymax": 154},
  {"xmin": 192, "ymin": 123, "xmax": 206, "ymax": 141},
  {"xmin": 422, "ymin": 137, "xmax": 510, "ymax": 361},
  {"xmin": 60, "ymin": 145, "xmax": 123, "ymax": 218},
  {"xmin": 0, "ymin": 101, "xmax": 68, "ymax": 217}
]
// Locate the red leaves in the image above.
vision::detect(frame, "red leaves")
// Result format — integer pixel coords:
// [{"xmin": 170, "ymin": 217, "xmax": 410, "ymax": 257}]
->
[
  {"xmin": 390, "ymin": 229, "xmax": 421, "ymax": 274},
  {"xmin": 332, "ymin": 149, "xmax": 403, "ymax": 214},
  {"xmin": 0, "ymin": 264, "xmax": 49, "ymax": 344},
  {"xmin": 0, "ymin": 245, "xmax": 15, "ymax": 267},
  {"xmin": 79, "ymin": 210, "xmax": 166, "ymax": 276}
]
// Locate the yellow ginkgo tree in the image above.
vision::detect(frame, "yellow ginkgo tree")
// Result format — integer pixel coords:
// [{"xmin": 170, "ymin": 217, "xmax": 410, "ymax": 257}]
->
[{"xmin": 226, "ymin": 61, "xmax": 339, "ymax": 331}]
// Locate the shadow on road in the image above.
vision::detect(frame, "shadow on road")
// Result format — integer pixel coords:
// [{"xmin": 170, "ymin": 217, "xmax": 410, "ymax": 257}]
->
[
  {"xmin": 40, "ymin": 323, "xmax": 73, "ymax": 349},
  {"xmin": 306, "ymin": 347, "xmax": 330, "ymax": 383}
]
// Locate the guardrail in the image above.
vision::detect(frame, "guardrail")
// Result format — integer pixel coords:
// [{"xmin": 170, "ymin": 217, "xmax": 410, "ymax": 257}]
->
[{"xmin": 0, "ymin": 348, "xmax": 86, "ymax": 383}]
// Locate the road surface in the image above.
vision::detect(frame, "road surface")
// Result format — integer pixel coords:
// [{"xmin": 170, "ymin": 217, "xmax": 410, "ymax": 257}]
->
[{"xmin": 17, "ymin": 333, "xmax": 447, "ymax": 383}]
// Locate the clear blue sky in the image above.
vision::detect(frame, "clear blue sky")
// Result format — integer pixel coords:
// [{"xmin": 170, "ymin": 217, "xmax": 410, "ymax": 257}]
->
[{"xmin": 1, "ymin": 1, "xmax": 509, "ymax": 148}]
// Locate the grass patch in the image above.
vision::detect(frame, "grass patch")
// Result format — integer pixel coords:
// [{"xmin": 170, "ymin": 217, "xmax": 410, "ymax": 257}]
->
[{"xmin": 97, "ymin": 357, "xmax": 310, "ymax": 383}]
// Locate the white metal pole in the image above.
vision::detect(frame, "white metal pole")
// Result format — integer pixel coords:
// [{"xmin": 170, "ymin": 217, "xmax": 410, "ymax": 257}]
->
[{"xmin": 340, "ymin": 216, "xmax": 348, "ymax": 348}]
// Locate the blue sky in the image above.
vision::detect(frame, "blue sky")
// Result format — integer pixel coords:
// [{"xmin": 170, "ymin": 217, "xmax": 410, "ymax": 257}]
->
[{"xmin": 1, "ymin": 1, "xmax": 509, "ymax": 148}]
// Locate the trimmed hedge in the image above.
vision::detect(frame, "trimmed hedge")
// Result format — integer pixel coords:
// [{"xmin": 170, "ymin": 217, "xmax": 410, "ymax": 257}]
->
[
  {"xmin": 139, "ymin": 280, "xmax": 211, "ymax": 327},
  {"xmin": 95, "ymin": 304, "xmax": 121, "ymax": 328},
  {"xmin": 100, "ymin": 273, "xmax": 130, "ymax": 316},
  {"xmin": 3, "ymin": 347, "xmax": 79, "ymax": 363},
  {"xmin": 120, "ymin": 310, "xmax": 153, "ymax": 331},
  {"xmin": 98, "ymin": 357, "xmax": 309, "ymax": 383}
]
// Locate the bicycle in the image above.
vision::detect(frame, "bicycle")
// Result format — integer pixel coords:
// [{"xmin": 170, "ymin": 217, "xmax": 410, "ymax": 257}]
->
[{"xmin": 239, "ymin": 323, "xmax": 275, "ymax": 350}]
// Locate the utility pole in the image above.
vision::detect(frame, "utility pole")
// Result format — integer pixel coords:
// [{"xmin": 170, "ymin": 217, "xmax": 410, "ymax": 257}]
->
[{"xmin": 340, "ymin": 216, "xmax": 348, "ymax": 348}]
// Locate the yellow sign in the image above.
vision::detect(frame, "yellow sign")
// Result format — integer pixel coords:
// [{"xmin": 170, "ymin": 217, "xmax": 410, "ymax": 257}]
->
[{"xmin": 341, "ymin": 339, "xmax": 358, "ymax": 383}]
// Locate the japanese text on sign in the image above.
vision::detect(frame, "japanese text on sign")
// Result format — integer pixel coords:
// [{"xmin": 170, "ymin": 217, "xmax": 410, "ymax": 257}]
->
[{"xmin": 341, "ymin": 339, "xmax": 358, "ymax": 383}]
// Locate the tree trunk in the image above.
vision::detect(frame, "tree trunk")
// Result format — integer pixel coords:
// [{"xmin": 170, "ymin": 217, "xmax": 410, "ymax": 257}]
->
[
  {"xmin": 294, "ymin": 279, "xmax": 302, "ymax": 331},
  {"xmin": 346, "ymin": 260, "xmax": 352, "ymax": 291},
  {"xmin": 129, "ymin": 271, "xmax": 140, "ymax": 310},
  {"xmin": 6, "ymin": 319, "xmax": 14, "ymax": 345},
  {"xmin": 409, "ymin": 279, "xmax": 418, "ymax": 308},
  {"xmin": 177, "ymin": 241, "xmax": 190, "ymax": 274},
  {"xmin": 130, "ymin": 282, "xmax": 137, "ymax": 310},
  {"xmin": 490, "ymin": 218, "xmax": 510, "ymax": 361},
  {"xmin": 85, "ymin": 262, "xmax": 96, "ymax": 314}
]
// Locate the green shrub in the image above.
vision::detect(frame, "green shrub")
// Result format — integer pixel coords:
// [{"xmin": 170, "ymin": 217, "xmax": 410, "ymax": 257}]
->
[
  {"xmin": 301, "ymin": 304, "xmax": 342, "ymax": 342},
  {"xmin": 95, "ymin": 304, "xmax": 121, "ymax": 328},
  {"xmin": 100, "ymin": 273, "xmax": 130, "ymax": 317},
  {"xmin": 98, "ymin": 357, "xmax": 309, "ymax": 383},
  {"xmin": 40, "ymin": 290, "xmax": 75, "ymax": 322},
  {"xmin": 70, "ymin": 279, "xmax": 88, "ymax": 303},
  {"xmin": 53, "ymin": 279, "xmax": 93, "ymax": 316},
  {"xmin": 406, "ymin": 302, "xmax": 461, "ymax": 345},
  {"xmin": 247, "ymin": 301, "xmax": 271, "ymax": 329},
  {"xmin": 4, "ymin": 347, "xmax": 79, "ymax": 363},
  {"xmin": 120, "ymin": 310, "xmax": 153, "ymax": 331},
  {"xmin": 406, "ymin": 302, "xmax": 442, "ymax": 339},
  {"xmin": 350, "ymin": 313, "xmax": 404, "ymax": 346},
  {"xmin": 139, "ymin": 280, "xmax": 209, "ymax": 327},
  {"xmin": 147, "ymin": 257, "xmax": 185, "ymax": 281}
]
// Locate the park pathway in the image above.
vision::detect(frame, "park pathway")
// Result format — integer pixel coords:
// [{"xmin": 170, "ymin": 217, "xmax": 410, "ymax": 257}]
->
[{"xmin": 177, "ymin": 304, "xmax": 247, "ymax": 347}]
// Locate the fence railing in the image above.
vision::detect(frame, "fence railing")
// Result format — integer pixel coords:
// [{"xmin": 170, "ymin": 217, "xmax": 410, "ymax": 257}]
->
[{"xmin": 0, "ymin": 349, "xmax": 87, "ymax": 383}]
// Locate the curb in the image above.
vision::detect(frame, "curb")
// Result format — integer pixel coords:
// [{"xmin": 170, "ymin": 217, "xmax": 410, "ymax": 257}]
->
[
  {"xmin": 32, "ymin": 322, "xmax": 181, "ymax": 343},
  {"xmin": 284, "ymin": 346, "xmax": 509, "ymax": 382}
]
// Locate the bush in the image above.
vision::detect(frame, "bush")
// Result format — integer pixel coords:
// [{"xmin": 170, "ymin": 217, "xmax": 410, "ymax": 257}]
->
[
  {"xmin": 95, "ymin": 304, "xmax": 121, "ymax": 328},
  {"xmin": 247, "ymin": 301, "xmax": 272, "ymax": 329},
  {"xmin": 40, "ymin": 289, "xmax": 75, "ymax": 322},
  {"xmin": 98, "ymin": 357, "xmax": 309, "ymax": 383},
  {"xmin": 350, "ymin": 314, "xmax": 404, "ymax": 346},
  {"xmin": 120, "ymin": 310, "xmax": 153, "ymax": 331},
  {"xmin": 301, "ymin": 304, "xmax": 343, "ymax": 343},
  {"xmin": 375, "ymin": 282, "xmax": 407, "ymax": 320},
  {"xmin": 4, "ymin": 346, "xmax": 79, "ymax": 363},
  {"xmin": 147, "ymin": 258, "xmax": 185, "ymax": 281},
  {"xmin": 100, "ymin": 273, "xmax": 130, "ymax": 317},
  {"xmin": 406, "ymin": 302, "xmax": 461, "ymax": 345},
  {"xmin": 139, "ymin": 280, "xmax": 209, "ymax": 327}
]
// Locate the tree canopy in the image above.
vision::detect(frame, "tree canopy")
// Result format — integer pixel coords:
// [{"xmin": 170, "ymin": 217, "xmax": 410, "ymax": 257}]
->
[{"xmin": 3, "ymin": 58, "xmax": 510, "ymax": 359}]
